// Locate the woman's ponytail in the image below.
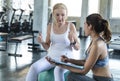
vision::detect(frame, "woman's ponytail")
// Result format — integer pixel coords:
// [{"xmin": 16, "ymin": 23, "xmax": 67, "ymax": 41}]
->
[{"xmin": 101, "ymin": 19, "xmax": 112, "ymax": 42}]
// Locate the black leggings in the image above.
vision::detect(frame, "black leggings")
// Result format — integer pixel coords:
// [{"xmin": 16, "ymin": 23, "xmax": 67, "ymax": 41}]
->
[
  {"xmin": 93, "ymin": 75, "xmax": 114, "ymax": 81},
  {"xmin": 67, "ymin": 72, "xmax": 114, "ymax": 81}
]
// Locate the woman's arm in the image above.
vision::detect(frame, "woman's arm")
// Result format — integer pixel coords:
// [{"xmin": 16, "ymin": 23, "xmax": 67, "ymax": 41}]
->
[
  {"xmin": 37, "ymin": 24, "xmax": 51, "ymax": 50},
  {"xmin": 60, "ymin": 42, "xmax": 100, "ymax": 75},
  {"xmin": 68, "ymin": 58, "xmax": 85, "ymax": 66},
  {"xmin": 69, "ymin": 23, "xmax": 80, "ymax": 50},
  {"xmin": 61, "ymin": 55, "xmax": 85, "ymax": 66}
]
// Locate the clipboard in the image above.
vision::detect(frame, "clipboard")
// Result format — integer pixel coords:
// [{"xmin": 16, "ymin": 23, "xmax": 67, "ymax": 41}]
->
[{"xmin": 49, "ymin": 57, "xmax": 84, "ymax": 69}]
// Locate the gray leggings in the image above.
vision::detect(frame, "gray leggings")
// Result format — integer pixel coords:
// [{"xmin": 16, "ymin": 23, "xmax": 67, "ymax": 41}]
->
[{"xmin": 67, "ymin": 72, "xmax": 114, "ymax": 81}]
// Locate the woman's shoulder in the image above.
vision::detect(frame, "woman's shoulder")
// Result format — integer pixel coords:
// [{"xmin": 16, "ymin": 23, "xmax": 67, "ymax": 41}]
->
[
  {"xmin": 67, "ymin": 22, "xmax": 76, "ymax": 32},
  {"xmin": 67, "ymin": 21, "xmax": 75, "ymax": 26},
  {"xmin": 93, "ymin": 39, "xmax": 106, "ymax": 53}
]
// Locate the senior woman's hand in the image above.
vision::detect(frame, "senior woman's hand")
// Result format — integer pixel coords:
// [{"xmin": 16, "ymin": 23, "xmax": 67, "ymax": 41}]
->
[
  {"xmin": 45, "ymin": 56, "xmax": 56, "ymax": 64},
  {"xmin": 37, "ymin": 32, "xmax": 44, "ymax": 44},
  {"xmin": 61, "ymin": 55, "xmax": 70, "ymax": 63}
]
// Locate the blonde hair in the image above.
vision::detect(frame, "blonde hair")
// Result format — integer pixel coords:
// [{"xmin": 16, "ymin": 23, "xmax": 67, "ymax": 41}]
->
[
  {"xmin": 51, "ymin": 3, "xmax": 68, "ymax": 23},
  {"xmin": 53, "ymin": 3, "xmax": 68, "ymax": 14}
]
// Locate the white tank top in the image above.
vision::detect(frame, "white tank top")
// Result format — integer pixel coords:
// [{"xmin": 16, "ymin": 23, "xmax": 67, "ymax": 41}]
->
[{"xmin": 47, "ymin": 23, "xmax": 73, "ymax": 61}]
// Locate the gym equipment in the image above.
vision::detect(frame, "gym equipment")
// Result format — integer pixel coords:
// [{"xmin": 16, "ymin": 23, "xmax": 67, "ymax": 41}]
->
[
  {"xmin": 10, "ymin": 8, "xmax": 24, "ymax": 34},
  {"xmin": 22, "ymin": 19, "xmax": 30, "ymax": 33},
  {"xmin": 9, "ymin": 8, "xmax": 18, "ymax": 33},
  {"xmin": 8, "ymin": 34, "xmax": 33, "ymax": 57},
  {"xmin": 21, "ymin": 6, "xmax": 33, "ymax": 33},
  {"xmin": 38, "ymin": 68, "xmax": 70, "ymax": 81},
  {"xmin": 0, "ymin": 7, "xmax": 9, "ymax": 33}
]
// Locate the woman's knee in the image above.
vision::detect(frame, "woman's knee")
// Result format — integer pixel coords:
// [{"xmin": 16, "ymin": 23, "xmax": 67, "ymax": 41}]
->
[
  {"xmin": 29, "ymin": 62, "xmax": 42, "ymax": 73},
  {"xmin": 54, "ymin": 66, "xmax": 65, "ymax": 73},
  {"xmin": 29, "ymin": 63, "xmax": 37, "ymax": 72}
]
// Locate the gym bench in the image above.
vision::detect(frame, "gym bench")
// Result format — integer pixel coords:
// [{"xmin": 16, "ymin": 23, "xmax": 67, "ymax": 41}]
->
[{"xmin": 8, "ymin": 34, "xmax": 33, "ymax": 57}]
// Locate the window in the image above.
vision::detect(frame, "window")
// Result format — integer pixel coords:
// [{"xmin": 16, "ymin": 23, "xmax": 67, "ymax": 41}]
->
[
  {"xmin": 51, "ymin": 0, "xmax": 82, "ymax": 17},
  {"xmin": 0, "ymin": 0, "xmax": 3, "ymax": 11},
  {"xmin": 111, "ymin": 0, "xmax": 120, "ymax": 18},
  {"xmin": 88, "ymin": 0, "xmax": 99, "ymax": 15}
]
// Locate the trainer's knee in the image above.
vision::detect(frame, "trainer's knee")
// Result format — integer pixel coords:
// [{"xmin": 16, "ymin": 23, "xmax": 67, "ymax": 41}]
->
[
  {"xmin": 67, "ymin": 72, "xmax": 82, "ymax": 81},
  {"xmin": 67, "ymin": 72, "xmax": 74, "ymax": 80}
]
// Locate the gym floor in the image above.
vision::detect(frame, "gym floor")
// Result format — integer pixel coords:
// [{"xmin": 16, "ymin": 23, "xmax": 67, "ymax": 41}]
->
[{"xmin": 0, "ymin": 33, "xmax": 120, "ymax": 81}]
